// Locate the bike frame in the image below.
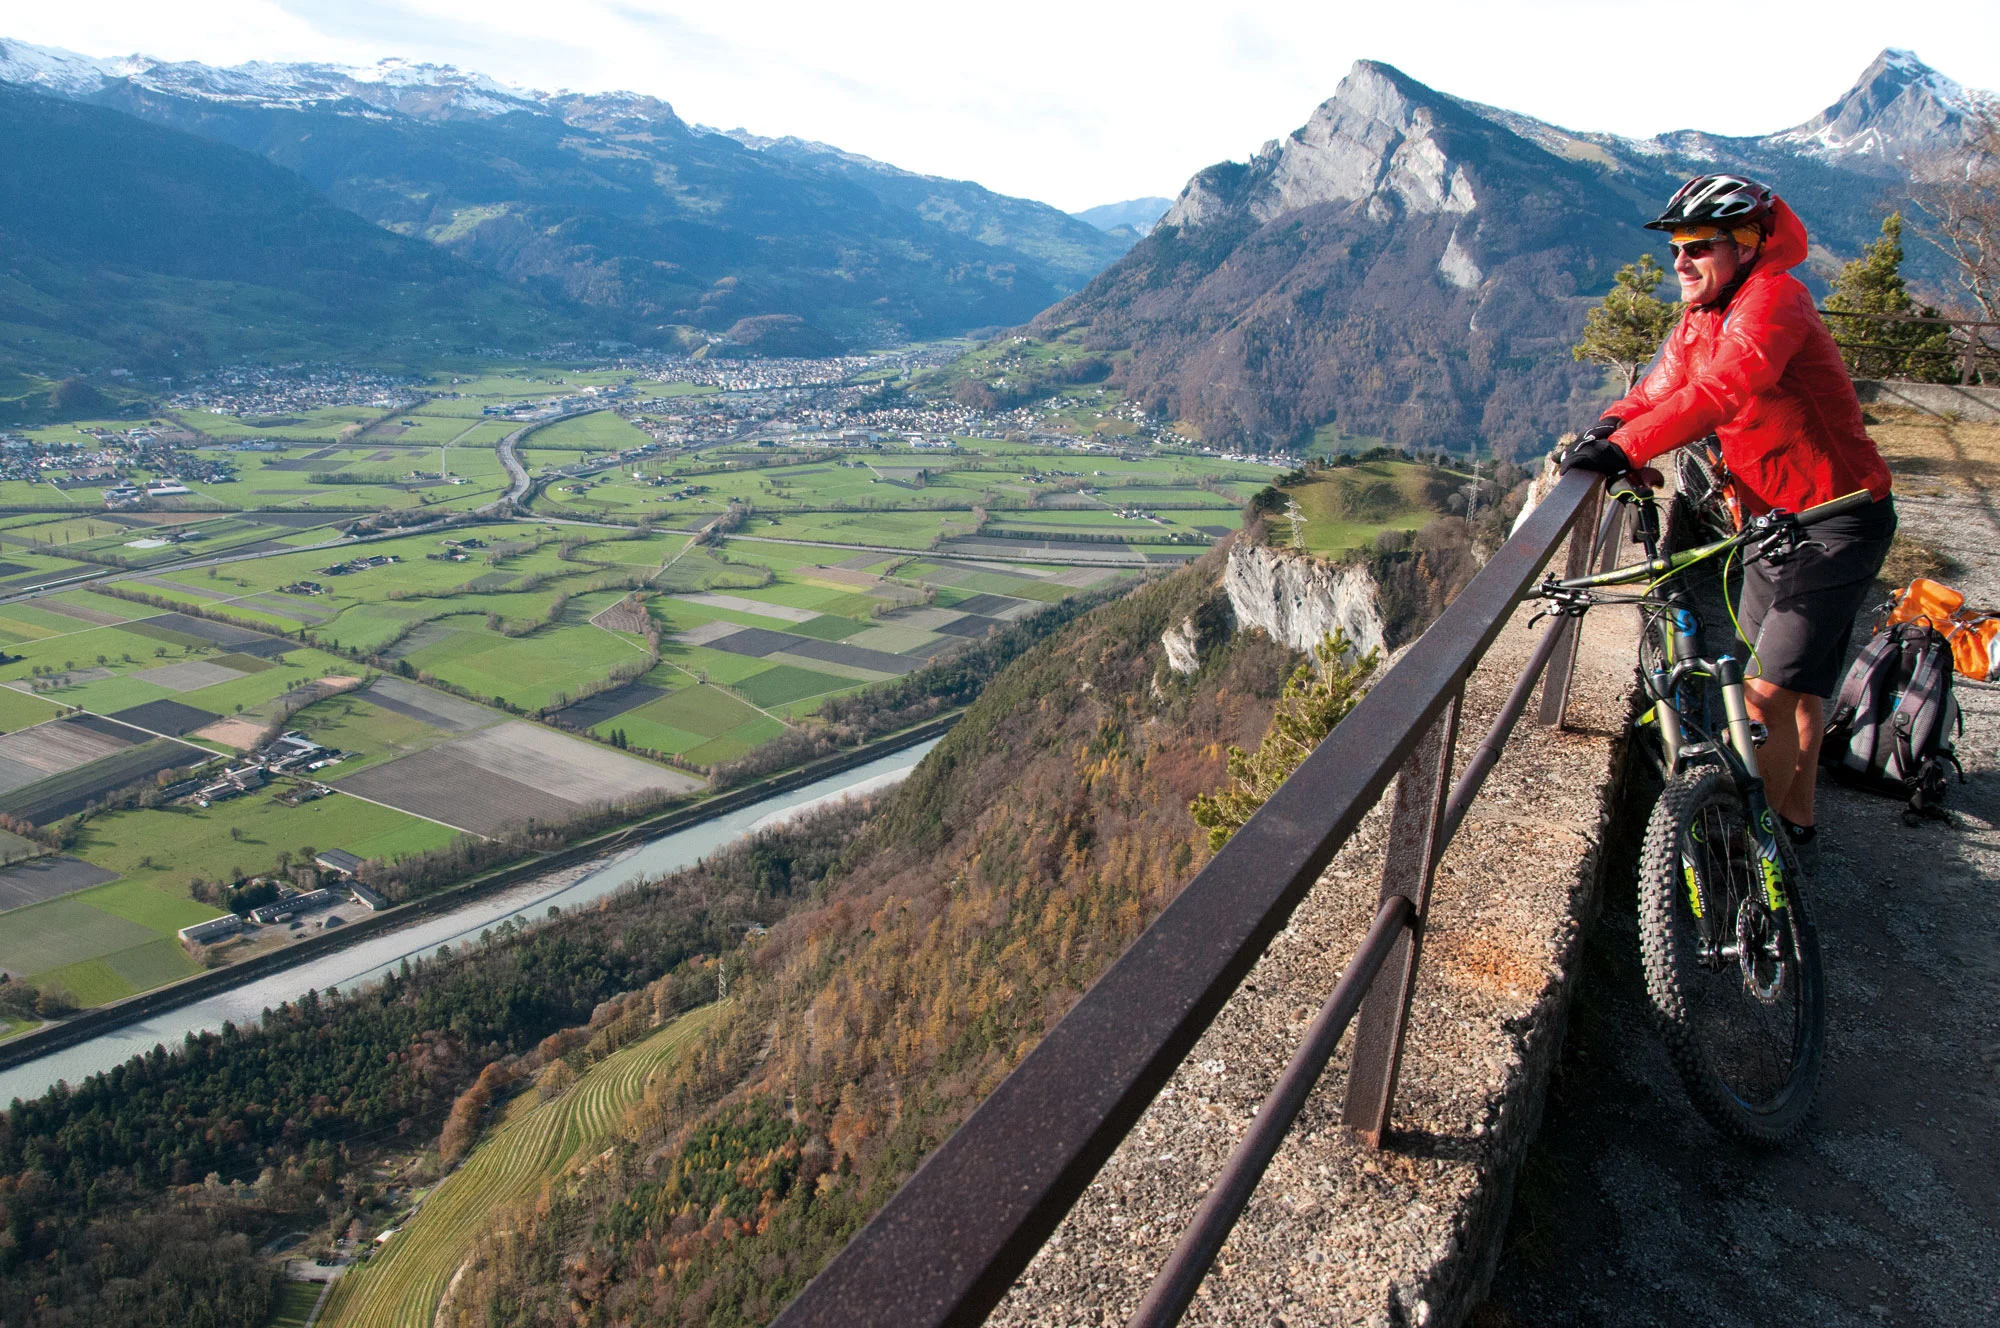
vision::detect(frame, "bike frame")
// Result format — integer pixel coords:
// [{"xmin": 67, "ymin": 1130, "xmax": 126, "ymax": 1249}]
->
[{"xmin": 1538, "ymin": 482, "xmax": 1847, "ymax": 915}]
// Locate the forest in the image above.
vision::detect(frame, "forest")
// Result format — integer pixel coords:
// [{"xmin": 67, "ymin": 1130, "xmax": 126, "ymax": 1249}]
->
[{"xmin": 0, "ymin": 804, "xmax": 872, "ymax": 1328}]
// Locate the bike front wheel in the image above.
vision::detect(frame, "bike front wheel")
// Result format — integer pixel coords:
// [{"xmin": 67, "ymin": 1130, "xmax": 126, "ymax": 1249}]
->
[{"xmin": 1637, "ymin": 766, "xmax": 1824, "ymax": 1145}]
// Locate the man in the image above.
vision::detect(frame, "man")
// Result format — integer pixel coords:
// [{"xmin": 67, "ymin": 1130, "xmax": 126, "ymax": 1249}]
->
[{"xmin": 1563, "ymin": 174, "xmax": 1896, "ymax": 862}]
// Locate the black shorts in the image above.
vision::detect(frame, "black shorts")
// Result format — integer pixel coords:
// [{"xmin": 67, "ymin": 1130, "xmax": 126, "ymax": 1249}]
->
[{"xmin": 1736, "ymin": 496, "xmax": 1896, "ymax": 697}]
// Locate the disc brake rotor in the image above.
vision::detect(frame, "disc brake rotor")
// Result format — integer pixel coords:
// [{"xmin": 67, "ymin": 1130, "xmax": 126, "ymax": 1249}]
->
[{"xmin": 1736, "ymin": 897, "xmax": 1787, "ymax": 1003}]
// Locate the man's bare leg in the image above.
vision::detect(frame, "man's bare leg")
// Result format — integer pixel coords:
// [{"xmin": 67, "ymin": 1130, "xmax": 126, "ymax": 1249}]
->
[{"xmin": 1745, "ymin": 677, "xmax": 1825, "ymax": 826}]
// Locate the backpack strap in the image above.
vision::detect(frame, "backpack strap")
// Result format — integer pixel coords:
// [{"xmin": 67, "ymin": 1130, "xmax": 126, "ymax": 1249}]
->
[
  {"xmin": 1828, "ymin": 627, "xmax": 1902, "ymax": 734},
  {"xmin": 1892, "ymin": 634, "xmax": 1949, "ymax": 789}
]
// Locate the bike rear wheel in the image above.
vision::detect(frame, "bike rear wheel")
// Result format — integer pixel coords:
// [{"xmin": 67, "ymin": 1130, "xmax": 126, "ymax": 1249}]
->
[{"xmin": 1637, "ymin": 766, "xmax": 1823, "ymax": 1144}]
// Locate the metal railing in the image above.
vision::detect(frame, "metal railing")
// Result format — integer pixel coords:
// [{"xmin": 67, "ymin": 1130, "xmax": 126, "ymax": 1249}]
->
[
  {"xmin": 770, "ymin": 468, "xmax": 1620, "ymax": 1328},
  {"xmin": 1819, "ymin": 308, "xmax": 1997, "ymax": 386}
]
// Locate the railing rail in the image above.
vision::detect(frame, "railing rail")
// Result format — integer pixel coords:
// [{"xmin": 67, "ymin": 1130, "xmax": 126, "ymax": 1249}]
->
[
  {"xmin": 771, "ymin": 468, "xmax": 1615, "ymax": 1328},
  {"xmin": 1819, "ymin": 307, "xmax": 1997, "ymax": 386}
]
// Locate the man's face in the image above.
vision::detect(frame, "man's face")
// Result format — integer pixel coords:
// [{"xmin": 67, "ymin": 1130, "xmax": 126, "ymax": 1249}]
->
[{"xmin": 1672, "ymin": 232, "xmax": 1756, "ymax": 304}]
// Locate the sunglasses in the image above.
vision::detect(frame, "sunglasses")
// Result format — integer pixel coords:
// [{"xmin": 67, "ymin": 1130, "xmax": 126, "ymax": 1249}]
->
[{"xmin": 1669, "ymin": 237, "xmax": 1732, "ymax": 260}]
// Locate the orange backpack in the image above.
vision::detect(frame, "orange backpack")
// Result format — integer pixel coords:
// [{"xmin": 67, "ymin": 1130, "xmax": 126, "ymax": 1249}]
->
[{"xmin": 1885, "ymin": 577, "xmax": 2000, "ymax": 682}]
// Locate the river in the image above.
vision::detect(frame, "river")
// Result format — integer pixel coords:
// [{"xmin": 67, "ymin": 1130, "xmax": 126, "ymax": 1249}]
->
[{"xmin": 0, "ymin": 738, "xmax": 939, "ymax": 1106}]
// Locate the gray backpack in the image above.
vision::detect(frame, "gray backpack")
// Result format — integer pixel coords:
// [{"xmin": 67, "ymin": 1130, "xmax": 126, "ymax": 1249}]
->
[{"xmin": 1822, "ymin": 621, "xmax": 1964, "ymax": 819}]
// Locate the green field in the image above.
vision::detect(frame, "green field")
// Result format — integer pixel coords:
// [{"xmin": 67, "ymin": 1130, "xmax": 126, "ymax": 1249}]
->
[
  {"xmin": 1280, "ymin": 461, "xmax": 1465, "ymax": 555},
  {"xmin": 0, "ymin": 888, "xmax": 210, "ymax": 1005},
  {"xmin": 71, "ymin": 783, "xmax": 461, "ymax": 885},
  {"xmin": 0, "ymin": 784, "xmax": 460, "ymax": 1005},
  {"xmin": 321, "ymin": 1004, "xmax": 721, "ymax": 1328},
  {"xmin": 268, "ymin": 1281, "xmax": 326, "ymax": 1328},
  {"xmin": 526, "ymin": 410, "xmax": 651, "ymax": 454}
]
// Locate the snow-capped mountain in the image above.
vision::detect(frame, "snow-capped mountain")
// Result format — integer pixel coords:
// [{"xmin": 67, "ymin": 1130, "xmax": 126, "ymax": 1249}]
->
[
  {"xmin": 1767, "ymin": 47, "xmax": 1995, "ymax": 170},
  {"xmin": 0, "ymin": 38, "xmax": 546, "ymax": 119}
]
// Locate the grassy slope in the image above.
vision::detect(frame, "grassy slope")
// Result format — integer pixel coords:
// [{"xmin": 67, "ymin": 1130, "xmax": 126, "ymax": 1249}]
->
[
  {"xmin": 321, "ymin": 1003, "xmax": 721, "ymax": 1328},
  {"xmin": 1281, "ymin": 460, "xmax": 1464, "ymax": 556}
]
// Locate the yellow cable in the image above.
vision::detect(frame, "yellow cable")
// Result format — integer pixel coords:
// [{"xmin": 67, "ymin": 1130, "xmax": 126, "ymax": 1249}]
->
[{"xmin": 1721, "ymin": 543, "xmax": 1761, "ymax": 678}]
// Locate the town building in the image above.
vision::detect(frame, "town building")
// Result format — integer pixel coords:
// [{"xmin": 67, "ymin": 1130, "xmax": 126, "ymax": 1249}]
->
[
  {"xmin": 178, "ymin": 914, "xmax": 244, "ymax": 945},
  {"xmin": 248, "ymin": 888, "xmax": 344, "ymax": 925},
  {"xmin": 314, "ymin": 848, "xmax": 366, "ymax": 877}
]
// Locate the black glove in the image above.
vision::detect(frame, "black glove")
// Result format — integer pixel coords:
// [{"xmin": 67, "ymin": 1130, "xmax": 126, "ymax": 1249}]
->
[
  {"xmin": 1580, "ymin": 416, "xmax": 1621, "ymax": 445},
  {"xmin": 1560, "ymin": 430, "xmax": 1632, "ymax": 476}
]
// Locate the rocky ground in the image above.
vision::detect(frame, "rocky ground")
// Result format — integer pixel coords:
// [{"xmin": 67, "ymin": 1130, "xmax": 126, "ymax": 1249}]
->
[{"xmin": 1479, "ymin": 414, "xmax": 2000, "ymax": 1327}]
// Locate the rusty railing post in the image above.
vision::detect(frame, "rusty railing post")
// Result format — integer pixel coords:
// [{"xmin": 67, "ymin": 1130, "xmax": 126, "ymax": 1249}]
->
[
  {"xmin": 1341, "ymin": 692, "xmax": 1460, "ymax": 1148},
  {"xmin": 1536, "ymin": 483, "xmax": 1616, "ymax": 729}
]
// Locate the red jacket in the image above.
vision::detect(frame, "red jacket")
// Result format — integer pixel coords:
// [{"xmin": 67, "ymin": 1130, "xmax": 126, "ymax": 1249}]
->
[{"xmin": 1609, "ymin": 198, "xmax": 1892, "ymax": 516}]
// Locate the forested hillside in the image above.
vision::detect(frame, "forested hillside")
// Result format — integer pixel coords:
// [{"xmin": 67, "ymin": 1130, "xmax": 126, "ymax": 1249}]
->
[
  {"xmin": 435, "ymin": 549, "xmax": 1299, "ymax": 1325},
  {"xmin": 0, "ymin": 84, "xmax": 589, "ymax": 375}
]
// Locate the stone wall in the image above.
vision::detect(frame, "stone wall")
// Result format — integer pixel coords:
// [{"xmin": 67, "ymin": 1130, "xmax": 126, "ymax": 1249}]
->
[{"xmin": 1856, "ymin": 379, "xmax": 2000, "ymax": 423}]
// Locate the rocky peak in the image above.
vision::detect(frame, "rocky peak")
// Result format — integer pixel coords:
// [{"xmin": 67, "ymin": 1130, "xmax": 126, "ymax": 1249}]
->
[
  {"xmin": 1160, "ymin": 60, "xmax": 1480, "ymax": 231},
  {"xmin": 1766, "ymin": 48, "xmax": 1994, "ymax": 172}
]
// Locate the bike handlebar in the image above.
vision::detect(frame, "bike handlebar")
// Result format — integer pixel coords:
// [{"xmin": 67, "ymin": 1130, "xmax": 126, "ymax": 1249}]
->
[{"xmin": 1791, "ymin": 489, "xmax": 1874, "ymax": 528}]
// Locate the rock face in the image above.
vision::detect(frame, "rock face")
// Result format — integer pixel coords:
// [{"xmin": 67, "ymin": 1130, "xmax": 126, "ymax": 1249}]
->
[
  {"xmin": 1223, "ymin": 542, "xmax": 1385, "ymax": 661},
  {"xmin": 1160, "ymin": 616, "xmax": 1205, "ymax": 675},
  {"xmin": 1160, "ymin": 61, "xmax": 1478, "ymax": 231}
]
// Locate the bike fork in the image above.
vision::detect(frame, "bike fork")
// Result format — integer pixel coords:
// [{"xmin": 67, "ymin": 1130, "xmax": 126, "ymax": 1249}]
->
[
  {"xmin": 1716, "ymin": 656, "xmax": 1789, "ymax": 913},
  {"xmin": 1649, "ymin": 605, "xmax": 1704, "ymax": 771}
]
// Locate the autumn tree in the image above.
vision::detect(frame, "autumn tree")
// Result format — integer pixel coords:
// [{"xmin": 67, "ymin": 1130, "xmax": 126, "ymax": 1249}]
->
[
  {"xmin": 1823, "ymin": 213, "xmax": 1958, "ymax": 382},
  {"xmin": 1911, "ymin": 113, "xmax": 2000, "ymax": 327},
  {"xmin": 1572, "ymin": 254, "xmax": 1680, "ymax": 393}
]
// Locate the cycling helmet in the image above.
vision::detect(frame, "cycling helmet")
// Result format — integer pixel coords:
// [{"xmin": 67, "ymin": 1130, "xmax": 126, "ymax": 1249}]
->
[{"xmin": 1645, "ymin": 174, "xmax": 1776, "ymax": 233}]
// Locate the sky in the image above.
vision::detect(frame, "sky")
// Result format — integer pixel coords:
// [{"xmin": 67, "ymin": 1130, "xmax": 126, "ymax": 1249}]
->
[{"xmin": 8, "ymin": 1, "xmax": 1999, "ymax": 213}]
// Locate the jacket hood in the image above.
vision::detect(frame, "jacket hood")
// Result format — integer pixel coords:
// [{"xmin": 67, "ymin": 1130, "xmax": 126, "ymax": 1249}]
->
[{"xmin": 1759, "ymin": 197, "xmax": 1808, "ymax": 273}]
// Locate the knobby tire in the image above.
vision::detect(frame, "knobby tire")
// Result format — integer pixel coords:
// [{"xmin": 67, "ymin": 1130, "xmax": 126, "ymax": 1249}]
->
[{"xmin": 1638, "ymin": 766, "xmax": 1824, "ymax": 1145}]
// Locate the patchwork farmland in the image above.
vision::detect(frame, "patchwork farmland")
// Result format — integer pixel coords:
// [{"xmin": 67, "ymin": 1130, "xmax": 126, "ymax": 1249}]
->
[{"xmin": 0, "ymin": 361, "xmax": 1306, "ymax": 1017}]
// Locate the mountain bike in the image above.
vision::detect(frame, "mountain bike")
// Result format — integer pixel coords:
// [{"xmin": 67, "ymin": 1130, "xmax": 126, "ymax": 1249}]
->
[{"xmin": 1531, "ymin": 479, "xmax": 1872, "ymax": 1144}]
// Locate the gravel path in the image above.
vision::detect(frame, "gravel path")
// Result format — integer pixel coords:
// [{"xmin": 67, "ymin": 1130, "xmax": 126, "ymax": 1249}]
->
[{"xmin": 1481, "ymin": 467, "xmax": 2000, "ymax": 1326}]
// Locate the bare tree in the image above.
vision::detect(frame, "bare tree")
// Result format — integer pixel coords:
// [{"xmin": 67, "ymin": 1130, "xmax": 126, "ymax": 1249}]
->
[{"xmin": 1910, "ymin": 112, "xmax": 2000, "ymax": 323}]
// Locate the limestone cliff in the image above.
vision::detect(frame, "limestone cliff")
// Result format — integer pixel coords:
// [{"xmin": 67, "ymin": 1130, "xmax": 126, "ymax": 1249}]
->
[{"xmin": 1222, "ymin": 542, "xmax": 1385, "ymax": 661}]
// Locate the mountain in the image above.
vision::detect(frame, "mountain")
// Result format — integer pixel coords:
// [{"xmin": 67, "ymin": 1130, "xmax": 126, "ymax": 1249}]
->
[
  {"xmin": 1072, "ymin": 196, "xmax": 1174, "ymax": 237},
  {"xmin": 1033, "ymin": 51, "xmax": 1992, "ymax": 456},
  {"xmin": 0, "ymin": 82, "xmax": 590, "ymax": 380},
  {"xmin": 0, "ymin": 40, "xmax": 1129, "ymax": 345},
  {"xmin": 714, "ymin": 129, "xmax": 1137, "ymax": 273}
]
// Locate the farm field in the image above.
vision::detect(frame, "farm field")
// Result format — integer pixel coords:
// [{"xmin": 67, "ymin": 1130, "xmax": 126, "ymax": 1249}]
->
[
  {"xmin": 268, "ymin": 1281, "xmax": 325, "ymax": 1328},
  {"xmin": 320, "ymin": 1003, "xmax": 722, "ymax": 1328},
  {"xmin": 526, "ymin": 442, "xmax": 1278, "ymax": 536},
  {"xmin": 331, "ymin": 719, "xmax": 700, "ymax": 836},
  {"xmin": 0, "ymin": 777, "xmax": 463, "ymax": 1003}
]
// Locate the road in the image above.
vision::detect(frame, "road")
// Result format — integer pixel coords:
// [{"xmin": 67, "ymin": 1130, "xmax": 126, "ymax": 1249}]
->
[{"xmin": 495, "ymin": 422, "xmax": 531, "ymax": 507}]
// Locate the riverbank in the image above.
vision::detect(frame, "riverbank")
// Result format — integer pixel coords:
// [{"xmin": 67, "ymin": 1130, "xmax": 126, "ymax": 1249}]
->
[{"xmin": 0, "ymin": 712, "xmax": 957, "ymax": 1078}]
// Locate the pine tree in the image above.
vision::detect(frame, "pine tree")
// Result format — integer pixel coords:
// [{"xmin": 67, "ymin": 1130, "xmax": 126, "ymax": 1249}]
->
[
  {"xmin": 1572, "ymin": 254, "xmax": 1681, "ymax": 393},
  {"xmin": 1824, "ymin": 213, "xmax": 1958, "ymax": 383},
  {"xmin": 1190, "ymin": 631, "xmax": 1377, "ymax": 849}
]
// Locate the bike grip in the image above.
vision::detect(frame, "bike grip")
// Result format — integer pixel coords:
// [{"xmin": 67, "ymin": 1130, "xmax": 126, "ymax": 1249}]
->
[{"xmin": 1795, "ymin": 490, "xmax": 1873, "ymax": 527}]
